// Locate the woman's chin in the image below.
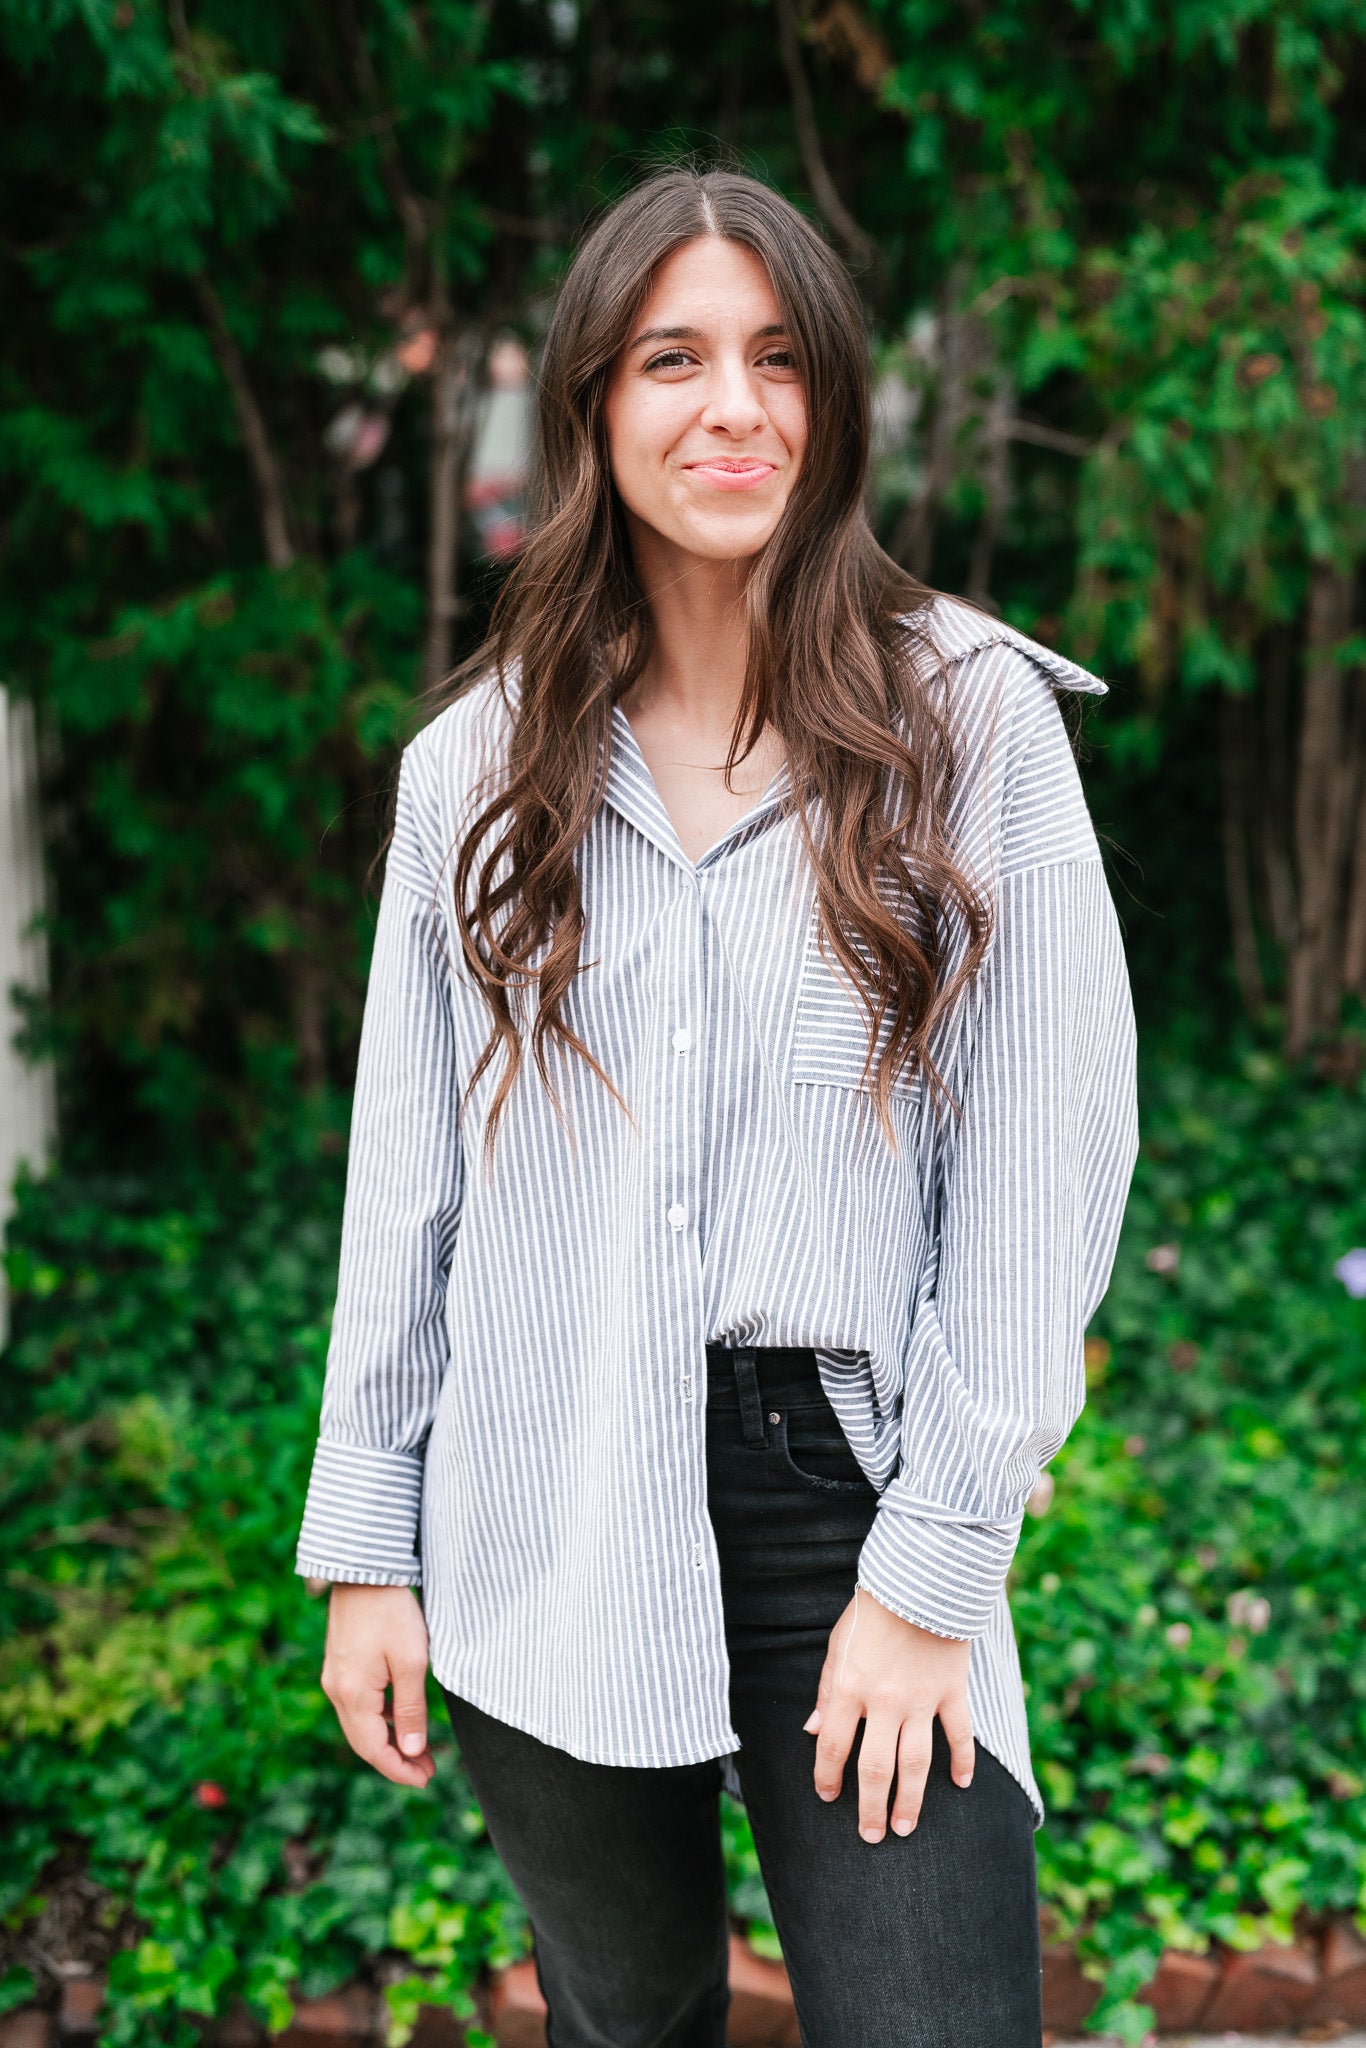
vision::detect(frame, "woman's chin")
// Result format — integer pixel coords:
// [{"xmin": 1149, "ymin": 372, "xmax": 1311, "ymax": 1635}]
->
[{"xmin": 669, "ymin": 514, "xmax": 783, "ymax": 565}]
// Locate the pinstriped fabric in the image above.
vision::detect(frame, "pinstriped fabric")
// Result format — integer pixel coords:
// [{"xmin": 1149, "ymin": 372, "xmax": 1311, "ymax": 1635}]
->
[{"xmin": 295, "ymin": 593, "xmax": 1140, "ymax": 1822}]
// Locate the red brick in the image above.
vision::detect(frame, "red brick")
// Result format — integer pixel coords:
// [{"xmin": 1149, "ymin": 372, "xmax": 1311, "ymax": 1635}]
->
[
  {"xmin": 1137, "ymin": 1947, "xmax": 1219, "ymax": 2030},
  {"xmin": 488, "ymin": 1961, "xmax": 547, "ymax": 2048},
  {"xmin": 1200, "ymin": 1938, "xmax": 1320, "ymax": 2032},
  {"xmin": 1305, "ymin": 1917, "xmax": 1366, "ymax": 2027},
  {"xmin": 726, "ymin": 1934, "xmax": 800, "ymax": 2047},
  {"xmin": 0, "ymin": 2011, "xmax": 53, "ymax": 2048},
  {"xmin": 1040, "ymin": 1943, "xmax": 1098, "ymax": 2031},
  {"xmin": 278, "ymin": 1986, "xmax": 375, "ymax": 2043},
  {"xmin": 58, "ymin": 1976, "xmax": 105, "ymax": 2036},
  {"xmin": 488, "ymin": 1938, "xmax": 801, "ymax": 2048}
]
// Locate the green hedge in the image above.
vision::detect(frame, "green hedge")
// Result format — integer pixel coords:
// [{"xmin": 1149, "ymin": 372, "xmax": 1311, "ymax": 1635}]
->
[{"xmin": 2, "ymin": 1045, "xmax": 1364, "ymax": 2045}]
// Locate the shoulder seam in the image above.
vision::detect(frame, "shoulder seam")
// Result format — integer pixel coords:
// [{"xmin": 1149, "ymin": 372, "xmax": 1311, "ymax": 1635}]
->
[{"xmin": 998, "ymin": 849, "xmax": 1106, "ymax": 883}]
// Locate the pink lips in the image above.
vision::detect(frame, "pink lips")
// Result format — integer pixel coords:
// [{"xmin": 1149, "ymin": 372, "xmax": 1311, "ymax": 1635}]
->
[{"xmin": 683, "ymin": 459, "xmax": 776, "ymax": 492}]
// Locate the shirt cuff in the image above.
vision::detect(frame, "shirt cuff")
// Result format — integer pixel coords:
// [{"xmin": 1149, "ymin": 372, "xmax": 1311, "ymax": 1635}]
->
[
  {"xmin": 295, "ymin": 1439, "xmax": 425, "ymax": 1585},
  {"xmin": 855, "ymin": 1496, "xmax": 1021, "ymax": 1640}
]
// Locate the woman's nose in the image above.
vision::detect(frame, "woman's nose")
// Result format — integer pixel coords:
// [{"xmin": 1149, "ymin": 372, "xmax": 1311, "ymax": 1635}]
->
[{"xmin": 698, "ymin": 357, "xmax": 767, "ymax": 435}]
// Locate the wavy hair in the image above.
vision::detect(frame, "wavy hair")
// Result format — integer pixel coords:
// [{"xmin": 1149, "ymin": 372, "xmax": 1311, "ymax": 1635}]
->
[{"xmin": 431, "ymin": 167, "xmax": 994, "ymax": 1164}]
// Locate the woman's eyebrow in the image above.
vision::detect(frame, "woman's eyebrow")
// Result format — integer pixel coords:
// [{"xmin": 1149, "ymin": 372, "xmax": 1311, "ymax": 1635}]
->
[{"xmin": 626, "ymin": 321, "xmax": 788, "ymax": 351}]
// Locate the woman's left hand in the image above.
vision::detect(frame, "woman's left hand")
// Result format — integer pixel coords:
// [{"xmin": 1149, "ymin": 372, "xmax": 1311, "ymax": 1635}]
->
[{"xmin": 803, "ymin": 1587, "xmax": 975, "ymax": 1842}]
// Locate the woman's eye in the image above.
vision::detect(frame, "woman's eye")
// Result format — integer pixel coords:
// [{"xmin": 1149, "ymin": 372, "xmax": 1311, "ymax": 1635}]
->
[
  {"xmin": 759, "ymin": 349, "xmax": 795, "ymax": 371},
  {"xmin": 643, "ymin": 349, "xmax": 694, "ymax": 371}
]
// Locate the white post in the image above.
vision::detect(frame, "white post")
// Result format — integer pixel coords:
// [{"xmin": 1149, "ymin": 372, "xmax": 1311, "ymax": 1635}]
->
[{"xmin": 0, "ymin": 688, "xmax": 58, "ymax": 1346}]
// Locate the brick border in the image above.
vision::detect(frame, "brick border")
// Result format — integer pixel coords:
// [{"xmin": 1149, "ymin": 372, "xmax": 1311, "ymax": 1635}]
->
[{"xmin": 4, "ymin": 1915, "xmax": 1365, "ymax": 2045}]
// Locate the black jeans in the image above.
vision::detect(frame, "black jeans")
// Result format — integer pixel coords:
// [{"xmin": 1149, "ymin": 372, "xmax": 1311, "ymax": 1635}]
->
[{"xmin": 441, "ymin": 1344, "xmax": 1043, "ymax": 2048}]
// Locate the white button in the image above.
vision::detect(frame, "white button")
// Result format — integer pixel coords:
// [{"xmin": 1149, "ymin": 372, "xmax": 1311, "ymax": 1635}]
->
[
  {"xmin": 667, "ymin": 1202, "xmax": 687, "ymax": 1231},
  {"xmin": 672, "ymin": 1026, "xmax": 692, "ymax": 1053},
  {"xmin": 680, "ymin": 1375, "xmax": 693, "ymax": 1401},
  {"xmin": 693, "ymin": 1542, "xmax": 704, "ymax": 1569}
]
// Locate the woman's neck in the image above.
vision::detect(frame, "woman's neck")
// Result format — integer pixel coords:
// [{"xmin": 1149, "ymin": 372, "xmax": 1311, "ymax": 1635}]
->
[{"xmin": 623, "ymin": 521, "xmax": 752, "ymax": 735}]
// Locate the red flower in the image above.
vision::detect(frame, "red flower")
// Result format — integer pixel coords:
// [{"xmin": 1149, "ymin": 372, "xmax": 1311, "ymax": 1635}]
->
[{"xmin": 193, "ymin": 1781, "xmax": 228, "ymax": 1809}]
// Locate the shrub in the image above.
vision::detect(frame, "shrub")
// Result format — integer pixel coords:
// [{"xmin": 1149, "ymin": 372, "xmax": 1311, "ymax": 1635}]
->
[{"xmin": 1, "ymin": 1046, "xmax": 1363, "ymax": 2044}]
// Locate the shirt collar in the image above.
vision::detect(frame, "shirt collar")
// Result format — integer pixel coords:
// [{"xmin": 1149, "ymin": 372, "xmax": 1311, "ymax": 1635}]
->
[
  {"xmin": 600, "ymin": 704, "xmax": 792, "ymax": 874},
  {"xmin": 912, "ymin": 594, "xmax": 1110, "ymax": 695}
]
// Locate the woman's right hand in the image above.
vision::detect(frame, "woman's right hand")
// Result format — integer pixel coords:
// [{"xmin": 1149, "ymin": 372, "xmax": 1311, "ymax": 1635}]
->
[{"xmin": 320, "ymin": 1583, "xmax": 437, "ymax": 1788}]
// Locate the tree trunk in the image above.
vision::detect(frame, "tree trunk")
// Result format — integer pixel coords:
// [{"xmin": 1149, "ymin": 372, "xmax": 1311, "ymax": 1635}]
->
[
  {"xmin": 1257, "ymin": 629, "xmax": 1298, "ymax": 958},
  {"xmin": 1219, "ymin": 685, "xmax": 1266, "ymax": 1016},
  {"xmin": 1284, "ymin": 563, "xmax": 1355, "ymax": 1059},
  {"xmin": 966, "ymin": 373, "xmax": 1013, "ymax": 606},
  {"xmin": 422, "ymin": 326, "xmax": 482, "ymax": 695},
  {"xmin": 890, "ymin": 265, "xmax": 971, "ymax": 583},
  {"xmin": 1342, "ymin": 671, "xmax": 1366, "ymax": 996}
]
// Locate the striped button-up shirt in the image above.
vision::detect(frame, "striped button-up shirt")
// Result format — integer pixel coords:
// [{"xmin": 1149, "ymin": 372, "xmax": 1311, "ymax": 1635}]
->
[{"xmin": 295, "ymin": 592, "xmax": 1140, "ymax": 1821}]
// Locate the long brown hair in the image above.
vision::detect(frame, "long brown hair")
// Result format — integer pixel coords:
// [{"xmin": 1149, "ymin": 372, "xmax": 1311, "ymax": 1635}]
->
[{"xmin": 434, "ymin": 167, "xmax": 994, "ymax": 1163}]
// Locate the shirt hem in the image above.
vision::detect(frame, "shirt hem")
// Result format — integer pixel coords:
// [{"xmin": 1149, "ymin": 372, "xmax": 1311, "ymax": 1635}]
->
[{"xmin": 428, "ymin": 1654, "xmax": 743, "ymax": 1772}]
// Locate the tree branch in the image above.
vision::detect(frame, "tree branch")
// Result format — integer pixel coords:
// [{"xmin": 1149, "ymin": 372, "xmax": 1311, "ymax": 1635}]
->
[
  {"xmin": 191, "ymin": 273, "xmax": 295, "ymax": 570},
  {"xmin": 423, "ymin": 325, "xmax": 487, "ymax": 694},
  {"xmin": 773, "ymin": 0, "xmax": 878, "ymax": 273},
  {"xmin": 1006, "ymin": 417, "xmax": 1093, "ymax": 458},
  {"xmin": 343, "ymin": 0, "xmax": 433, "ymax": 306}
]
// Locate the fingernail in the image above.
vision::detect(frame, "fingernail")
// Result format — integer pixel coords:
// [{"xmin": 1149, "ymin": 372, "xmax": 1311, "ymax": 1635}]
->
[
  {"xmin": 802, "ymin": 1711, "xmax": 820, "ymax": 1733},
  {"xmin": 400, "ymin": 1732, "xmax": 424, "ymax": 1755},
  {"xmin": 892, "ymin": 1817, "xmax": 914, "ymax": 1835},
  {"xmin": 954, "ymin": 1772, "xmax": 973, "ymax": 1788},
  {"xmin": 860, "ymin": 1826, "xmax": 883, "ymax": 1843},
  {"xmin": 817, "ymin": 1788, "xmax": 837, "ymax": 1801}
]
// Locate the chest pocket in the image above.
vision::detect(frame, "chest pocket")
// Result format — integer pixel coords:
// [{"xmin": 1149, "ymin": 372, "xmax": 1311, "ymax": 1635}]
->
[{"xmin": 789, "ymin": 899, "xmax": 925, "ymax": 1101}]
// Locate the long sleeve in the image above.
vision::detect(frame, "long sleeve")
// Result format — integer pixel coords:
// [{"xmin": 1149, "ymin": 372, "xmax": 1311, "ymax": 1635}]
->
[
  {"xmin": 855, "ymin": 687, "xmax": 1139, "ymax": 1640},
  {"xmin": 295, "ymin": 744, "xmax": 465, "ymax": 1586}
]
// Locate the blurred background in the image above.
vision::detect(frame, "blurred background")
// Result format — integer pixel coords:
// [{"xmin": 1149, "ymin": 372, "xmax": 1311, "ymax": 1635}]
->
[{"xmin": 1, "ymin": 4, "xmax": 1364, "ymax": 2044}]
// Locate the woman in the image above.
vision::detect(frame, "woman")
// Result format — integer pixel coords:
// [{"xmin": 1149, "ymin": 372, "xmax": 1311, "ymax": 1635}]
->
[{"xmin": 296, "ymin": 167, "xmax": 1139, "ymax": 2048}]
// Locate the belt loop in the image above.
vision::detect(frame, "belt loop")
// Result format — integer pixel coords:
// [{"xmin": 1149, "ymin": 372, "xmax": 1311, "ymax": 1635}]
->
[{"xmin": 733, "ymin": 1348, "xmax": 766, "ymax": 1448}]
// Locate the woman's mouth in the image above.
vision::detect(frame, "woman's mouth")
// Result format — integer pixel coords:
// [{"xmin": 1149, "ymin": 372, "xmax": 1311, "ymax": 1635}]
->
[{"xmin": 682, "ymin": 459, "xmax": 777, "ymax": 492}]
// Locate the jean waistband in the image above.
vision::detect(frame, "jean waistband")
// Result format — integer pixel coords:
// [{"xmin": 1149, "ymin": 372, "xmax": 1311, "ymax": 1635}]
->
[{"xmin": 704, "ymin": 1343, "xmax": 825, "ymax": 1410}]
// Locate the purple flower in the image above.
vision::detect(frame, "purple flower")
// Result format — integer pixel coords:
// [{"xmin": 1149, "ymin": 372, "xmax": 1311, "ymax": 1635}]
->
[{"xmin": 1333, "ymin": 1248, "xmax": 1366, "ymax": 1299}]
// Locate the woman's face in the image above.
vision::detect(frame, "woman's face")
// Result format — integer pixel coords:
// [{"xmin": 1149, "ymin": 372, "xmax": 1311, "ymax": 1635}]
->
[{"xmin": 603, "ymin": 235, "xmax": 808, "ymax": 569}]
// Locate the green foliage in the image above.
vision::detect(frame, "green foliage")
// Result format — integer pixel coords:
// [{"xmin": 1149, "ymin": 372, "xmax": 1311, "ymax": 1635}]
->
[
  {"xmin": 0, "ymin": 0, "xmax": 527, "ymax": 1154},
  {"xmin": 6, "ymin": 0, "xmax": 1364, "ymax": 1151},
  {"xmin": 3, "ymin": 1047, "xmax": 1363, "ymax": 2041},
  {"xmin": 1017, "ymin": 1044, "xmax": 1366, "ymax": 2039},
  {"xmin": 3, "ymin": 2, "xmax": 1366, "ymax": 2041},
  {"xmin": 0, "ymin": 1126, "xmax": 526, "ymax": 2046},
  {"xmin": 867, "ymin": 0, "xmax": 1366, "ymax": 763}
]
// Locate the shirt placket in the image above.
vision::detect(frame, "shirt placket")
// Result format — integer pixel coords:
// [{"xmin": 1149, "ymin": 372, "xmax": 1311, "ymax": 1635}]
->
[{"xmin": 646, "ymin": 862, "xmax": 716, "ymax": 1601}]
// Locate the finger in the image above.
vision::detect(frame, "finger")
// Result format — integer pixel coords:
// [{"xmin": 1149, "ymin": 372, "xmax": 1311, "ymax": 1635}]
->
[
  {"xmin": 389, "ymin": 1654, "xmax": 430, "ymax": 1760},
  {"xmin": 889, "ymin": 1720, "xmax": 933, "ymax": 1836},
  {"xmin": 855, "ymin": 1712, "xmax": 900, "ymax": 1843},
  {"xmin": 940, "ymin": 1699, "xmax": 976, "ymax": 1789},
  {"xmin": 357, "ymin": 1725, "xmax": 436, "ymax": 1788},
  {"xmin": 803, "ymin": 1652, "xmax": 834, "ymax": 1735},
  {"xmin": 812, "ymin": 1696, "xmax": 861, "ymax": 1804},
  {"xmin": 336, "ymin": 1692, "xmax": 435, "ymax": 1787}
]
